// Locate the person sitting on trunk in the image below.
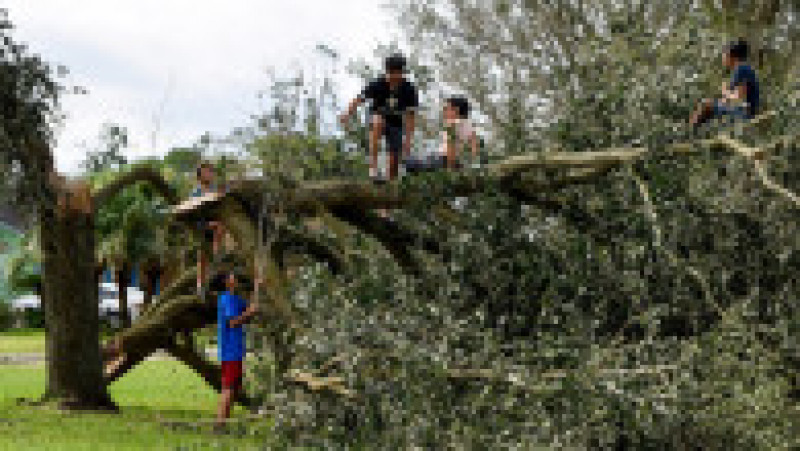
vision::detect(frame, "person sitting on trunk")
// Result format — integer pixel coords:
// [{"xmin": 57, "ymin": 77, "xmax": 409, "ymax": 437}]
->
[
  {"xmin": 405, "ymin": 96, "xmax": 479, "ymax": 173},
  {"xmin": 340, "ymin": 53, "xmax": 419, "ymax": 182},
  {"xmin": 690, "ymin": 39, "xmax": 761, "ymax": 128},
  {"xmin": 216, "ymin": 270, "xmax": 259, "ymax": 427},
  {"xmin": 192, "ymin": 162, "xmax": 225, "ymax": 298}
]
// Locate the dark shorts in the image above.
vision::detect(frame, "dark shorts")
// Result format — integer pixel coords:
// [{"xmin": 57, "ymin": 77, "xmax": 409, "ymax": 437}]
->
[
  {"xmin": 221, "ymin": 360, "xmax": 243, "ymax": 389},
  {"xmin": 404, "ymin": 154, "xmax": 448, "ymax": 173},
  {"xmin": 372, "ymin": 121, "xmax": 403, "ymax": 157},
  {"xmin": 202, "ymin": 227, "xmax": 215, "ymax": 244},
  {"xmin": 713, "ymin": 101, "xmax": 753, "ymax": 122},
  {"xmin": 196, "ymin": 219, "xmax": 215, "ymax": 254},
  {"xmin": 201, "ymin": 229, "xmax": 214, "ymax": 255}
]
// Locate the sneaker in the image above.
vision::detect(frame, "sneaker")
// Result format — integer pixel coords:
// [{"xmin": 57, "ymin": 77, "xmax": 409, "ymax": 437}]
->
[
  {"xmin": 370, "ymin": 170, "xmax": 387, "ymax": 184},
  {"xmin": 211, "ymin": 422, "xmax": 228, "ymax": 435}
]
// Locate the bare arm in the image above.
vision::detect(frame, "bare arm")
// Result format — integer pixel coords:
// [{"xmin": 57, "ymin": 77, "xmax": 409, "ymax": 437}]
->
[
  {"xmin": 470, "ymin": 132, "xmax": 479, "ymax": 159},
  {"xmin": 404, "ymin": 111, "xmax": 416, "ymax": 157},
  {"xmin": 228, "ymin": 302, "xmax": 258, "ymax": 328},
  {"xmin": 339, "ymin": 97, "xmax": 365, "ymax": 126},
  {"xmin": 228, "ymin": 302, "xmax": 258, "ymax": 327},
  {"xmin": 721, "ymin": 82, "xmax": 746, "ymax": 102},
  {"xmin": 227, "ymin": 279, "xmax": 261, "ymax": 328},
  {"xmin": 728, "ymin": 84, "xmax": 747, "ymax": 102},
  {"xmin": 445, "ymin": 128, "xmax": 457, "ymax": 168}
]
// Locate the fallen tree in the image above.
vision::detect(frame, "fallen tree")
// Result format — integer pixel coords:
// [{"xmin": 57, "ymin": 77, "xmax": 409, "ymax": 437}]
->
[{"xmin": 94, "ymin": 124, "xmax": 800, "ymax": 408}]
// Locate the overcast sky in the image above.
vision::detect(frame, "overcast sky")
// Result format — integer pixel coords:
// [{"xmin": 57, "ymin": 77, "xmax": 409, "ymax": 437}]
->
[{"xmin": 5, "ymin": 1, "xmax": 396, "ymax": 174}]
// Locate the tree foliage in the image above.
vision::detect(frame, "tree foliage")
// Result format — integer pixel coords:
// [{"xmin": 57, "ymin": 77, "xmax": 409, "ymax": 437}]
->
[
  {"xmin": 229, "ymin": 2, "xmax": 800, "ymax": 448},
  {"xmin": 81, "ymin": 123, "xmax": 129, "ymax": 174},
  {"xmin": 0, "ymin": 8, "xmax": 61, "ymax": 213}
]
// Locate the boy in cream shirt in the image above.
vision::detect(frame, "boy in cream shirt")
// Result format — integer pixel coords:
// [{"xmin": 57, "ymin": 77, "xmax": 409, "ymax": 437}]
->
[{"xmin": 405, "ymin": 96, "xmax": 479, "ymax": 173}]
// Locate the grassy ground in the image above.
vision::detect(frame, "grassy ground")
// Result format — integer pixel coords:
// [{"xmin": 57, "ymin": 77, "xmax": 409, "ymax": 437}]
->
[
  {"xmin": 0, "ymin": 331, "xmax": 273, "ymax": 450},
  {"xmin": 0, "ymin": 329, "xmax": 213, "ymax": 355},
  {"xmin": 0, "ymin": 329, "xmax": 46, "ymax": 353}
]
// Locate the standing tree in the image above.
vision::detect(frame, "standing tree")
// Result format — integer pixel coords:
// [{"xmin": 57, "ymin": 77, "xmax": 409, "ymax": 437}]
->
[
  {"xmin": 0, "ymin": 10, "xmax": 114, "ymax": 410},
  {"xmin": 1, "ymin": 10, "xmax": 177, "ymax": 409}
]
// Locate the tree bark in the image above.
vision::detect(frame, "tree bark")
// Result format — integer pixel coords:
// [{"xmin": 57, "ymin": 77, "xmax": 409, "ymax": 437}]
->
[
  {"xmin": 140, "ymin": 260, "xmax": 160, "ymax": 311},
  {"xmin": 115, "ymin": 261, "xmax": 131, "ymax": 329},
  {"xmin": 41, "ymin": 181, "xmax": 115, "ymax": 410},
  {"xmin": 92, "ymin": 166, "xmax": 179, "ymax": 210}
]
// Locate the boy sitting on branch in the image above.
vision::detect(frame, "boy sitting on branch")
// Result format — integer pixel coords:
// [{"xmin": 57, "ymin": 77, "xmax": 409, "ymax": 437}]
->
[{"xmin": 690, "ymin": 39, "xmax": 761, "ymax": 128}]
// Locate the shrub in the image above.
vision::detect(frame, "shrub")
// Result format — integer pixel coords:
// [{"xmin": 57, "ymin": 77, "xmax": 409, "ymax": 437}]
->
[{"xmin": 0, "ymin": 301, "xmax": 15, "ymax": 331}]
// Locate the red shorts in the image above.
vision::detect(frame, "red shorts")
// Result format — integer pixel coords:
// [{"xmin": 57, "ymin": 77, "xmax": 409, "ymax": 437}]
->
[{"xmin": 221, "ymin": 361, "xmax": 243, "ymax": 389}]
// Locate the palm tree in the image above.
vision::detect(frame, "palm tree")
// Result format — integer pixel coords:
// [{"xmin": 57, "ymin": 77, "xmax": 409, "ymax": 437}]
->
[{"xmin": 93, "ymin": 166, "xmax": 172, "ymax": 328}]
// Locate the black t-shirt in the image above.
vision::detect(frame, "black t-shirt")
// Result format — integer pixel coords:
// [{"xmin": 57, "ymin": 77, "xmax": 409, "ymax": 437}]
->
[{"xmin": 359, "ymin": 77, "xmax": 419, "ymax": 128}]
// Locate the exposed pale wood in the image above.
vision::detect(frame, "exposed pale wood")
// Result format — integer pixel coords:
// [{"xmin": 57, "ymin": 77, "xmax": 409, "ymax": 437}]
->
[
  {"xmin": 170, "ymin": 191, "xmax": 225, "ymax": 216},
  {"xmin": 752, "ymin": 159, "xmax": 800, "ymax": 208},
  {"xmin": 488, "ymin": 147, "xmax": 648, "ymax": 176},
  {"xmin": 286, "ymin": 370, "xmax": 355, "ymax": 398},
  {"xmin": 446, "ymin": 365, "xmax": 678, "ymax": 386}
]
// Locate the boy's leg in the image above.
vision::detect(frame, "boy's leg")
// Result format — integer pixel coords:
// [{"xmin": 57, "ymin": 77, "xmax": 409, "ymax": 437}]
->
[
  {"xmin": 209, "ymin": 221, "xmax": 226, "ymax": 256},
  {"xmin": 197, "ymin": 248, "xmax": 206, "ymax": 293},
  {"xmin": 388, "ymin": 153, "xmax": 400, "ymax": 180},
  {"xmin": 386, "ymin": 124, "xmax": 404, "ymax": 181},
  {"xmin": 369, "ymin": 115, "xmax": 385, "ymax": 178},
  {"xmin": 690, "ymin": 98, "xmax": 715, "ymax": 127},
  {"xmin": 216, "ymin": 361, "xmax": 242, "ymax": 424},
  {"xmin": 216, "ymin": 387, "xmax": 234, "ymax": 424}
]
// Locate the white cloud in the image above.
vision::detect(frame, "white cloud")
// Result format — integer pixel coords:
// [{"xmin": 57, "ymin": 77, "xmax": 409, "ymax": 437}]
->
[{"xmin": 5, "ymin": 0, "xmax": 399, "ymax": 173}]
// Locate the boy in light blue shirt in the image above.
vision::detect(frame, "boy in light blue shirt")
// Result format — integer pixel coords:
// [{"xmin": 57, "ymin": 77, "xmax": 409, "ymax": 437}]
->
[{"xmin": 192, "ymin": 162, "xmax": 225, "ymax": 298}]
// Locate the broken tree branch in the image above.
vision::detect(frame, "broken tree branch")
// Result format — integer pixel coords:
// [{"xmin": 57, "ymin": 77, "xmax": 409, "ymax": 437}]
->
[{"xmin": 92, "ymin": 166, "xmax": 179, "ymax": 211}]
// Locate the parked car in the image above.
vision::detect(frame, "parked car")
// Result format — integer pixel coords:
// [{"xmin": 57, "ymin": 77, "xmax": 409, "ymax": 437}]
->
[
  {"xmin": 98, "ymin": 282, "xmax": 145, "ymax": 327},
  {"xmin": 8, "ymin": 283, "xmax": 145, "ymax": 329}
]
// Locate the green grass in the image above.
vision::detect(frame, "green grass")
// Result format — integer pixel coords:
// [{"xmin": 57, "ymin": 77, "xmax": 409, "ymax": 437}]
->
[
  {"xmin": 0, "ymin": 329, "xmax": 45, "ymax": 353},
  {"xmin": 0, "ymin": 328, "xmax": 46, "ymax": 336},
  {"xmin": 0, "ymin": 360, "xmax": 273, "ymax": 450},
  {"xmin": 0, "ymin": 329, "xmax": 183, "ymax": 354}
]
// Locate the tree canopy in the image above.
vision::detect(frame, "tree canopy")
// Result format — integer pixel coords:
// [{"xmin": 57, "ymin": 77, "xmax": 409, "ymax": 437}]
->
[{"xmin": 0, "ymin": 8, "xmax": 61, "ymax": 213}]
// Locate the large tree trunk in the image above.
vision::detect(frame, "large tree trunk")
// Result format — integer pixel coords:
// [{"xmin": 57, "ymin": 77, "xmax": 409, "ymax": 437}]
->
[
  {"xmin": 115, "ymin": 261, "xmax": 131, "ymax": 329},
  {"xmin": 41, "ymin": 181, "xmax": 115, "ymax": 410}
]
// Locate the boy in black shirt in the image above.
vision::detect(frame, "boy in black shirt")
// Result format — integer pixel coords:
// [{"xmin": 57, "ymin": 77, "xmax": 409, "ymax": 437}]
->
[{"xmin": 340, "ymin": 54, "xmax": 419, "ymax": 181}]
